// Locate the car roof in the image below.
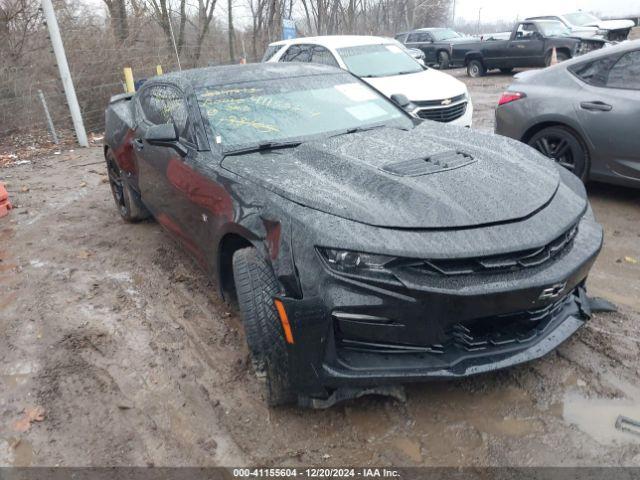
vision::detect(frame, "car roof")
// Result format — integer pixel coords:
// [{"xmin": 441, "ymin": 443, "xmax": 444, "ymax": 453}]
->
[
  {"xmin": 396, "ymin": 27, "xmax": 451, "ymax": 35},
  {"xmin": 526, "ymin": 19, "xmax": 564, "ymax": 24},
  {"xmin": 268, "ymin": 35, "xmax": 395, "ymax": 49},
  {"xmin": 148, "ymin": 62, "xmax": 345, "ymax": 90}
]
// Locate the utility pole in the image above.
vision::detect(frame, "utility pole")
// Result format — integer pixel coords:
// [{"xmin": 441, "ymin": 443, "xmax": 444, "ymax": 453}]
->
[{"xmin": 41, "ymin": 0, "xmax": 88, "ymax": 147}]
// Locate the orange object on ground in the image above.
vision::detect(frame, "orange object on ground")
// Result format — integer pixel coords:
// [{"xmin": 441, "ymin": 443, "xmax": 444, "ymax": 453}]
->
[{"xmin": 0, "ymin": 182, "xmax": 12, "ymax": 218}]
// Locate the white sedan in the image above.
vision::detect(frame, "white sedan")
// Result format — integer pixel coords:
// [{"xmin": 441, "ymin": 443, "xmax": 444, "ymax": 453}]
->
[{"xmin": 263, "ymin": 35, "xmax": 473, "ymax": 127}]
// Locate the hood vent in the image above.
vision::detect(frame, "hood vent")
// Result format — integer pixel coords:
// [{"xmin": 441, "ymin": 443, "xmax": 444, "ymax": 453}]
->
[{"xmin": 381, "ymin": 150, "xmax": 476, "ymax": 177}]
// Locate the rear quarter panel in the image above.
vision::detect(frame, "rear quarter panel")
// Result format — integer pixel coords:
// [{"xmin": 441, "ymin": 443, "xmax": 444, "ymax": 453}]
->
[
  {"xmin": 105, "ymin": 94, "xmax": 138, "ymax": 178},
  {"xmin": 495, "ymin": 70, "xmax": 592, "ymax": 149}
]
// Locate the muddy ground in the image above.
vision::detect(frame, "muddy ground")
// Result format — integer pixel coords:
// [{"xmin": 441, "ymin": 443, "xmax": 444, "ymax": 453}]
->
[{"xmin": 1, "ymin": 67, "xmax": 640, "ymax": 468}]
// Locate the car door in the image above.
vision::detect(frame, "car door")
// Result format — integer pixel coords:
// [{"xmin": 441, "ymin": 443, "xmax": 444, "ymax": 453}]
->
[
  {"xmin": 508, "ymin": 23, "xmax": 545, "ymax": 67},
  {"xmin": 573, "ymin": 49, "xmax": 640, "ymax": 183},
  {"xmin": 133, "ymin": 84, "xmax": 206, "ymax": 261}
]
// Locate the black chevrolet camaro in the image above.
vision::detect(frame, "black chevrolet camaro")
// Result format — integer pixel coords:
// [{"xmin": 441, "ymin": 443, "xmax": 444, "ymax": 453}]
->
[{"xmin": 104, "ymin": 63, "xmax": 603, "ymax": 407}]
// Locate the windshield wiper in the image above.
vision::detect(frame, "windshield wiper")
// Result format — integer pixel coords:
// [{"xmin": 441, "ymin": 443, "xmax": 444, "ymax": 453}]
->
[
  {"xmin": 224, "ymin": 140, "xmax": 302, "ymax": 156},
  {"xmin": 330, "ymin": 124, "xmax": 387, "ymax": 138}
]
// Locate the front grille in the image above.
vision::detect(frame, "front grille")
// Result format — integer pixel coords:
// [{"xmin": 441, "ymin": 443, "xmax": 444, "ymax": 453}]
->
[
  {"xmin": 450, "ymin": 293, "xmax": 571, "ymax": 352},
  {"xmin": 416, "ymin": 102, "xmax": 467, "ymax": 122},
  {"xmin": 401, "ymin": 224, "xmax": 579, "ymax": 277},
  {"xmin": 336, "ymin": 290, "xmax": 574, "ymax": 355}
]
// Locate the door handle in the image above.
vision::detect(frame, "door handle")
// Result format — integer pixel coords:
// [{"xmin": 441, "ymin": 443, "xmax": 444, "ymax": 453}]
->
[
  {"xmin": 580, "ymin": 101, "xmax": 612, "ymax": 112},
  {"xmin": 131, "ymin": 138, "xmax": 144, "ymax": 151}
]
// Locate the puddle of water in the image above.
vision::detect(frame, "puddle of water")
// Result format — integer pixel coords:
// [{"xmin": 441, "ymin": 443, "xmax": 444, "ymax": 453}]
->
[{"xmin": 563, "ymin": 391, "xmax": 640, "ymax": 445}]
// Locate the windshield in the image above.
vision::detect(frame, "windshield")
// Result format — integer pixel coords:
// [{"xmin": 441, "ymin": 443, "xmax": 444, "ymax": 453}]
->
[
  {"xmin": 431, "ymin": 29, "xmax": 461, "ymax": 41},
  {"xmin": 196, "ymin": 73, "xmax": 411, "ymax": 151},
  {"xmin": 565, "ymin": 12, "xmax": 600, "ymax": 26},
  {"xmin": 537, "ymin": 21, "xmax": 572, "ymax": 37},
  {"xmin": 337, "ymin": 44, "xmax": 423, "ymax": 78}
]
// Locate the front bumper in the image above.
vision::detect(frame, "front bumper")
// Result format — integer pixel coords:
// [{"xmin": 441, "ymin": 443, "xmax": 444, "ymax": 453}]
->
[{"xmin": 278, "ymin": 215, "xmax": 602, "ymax": 401}]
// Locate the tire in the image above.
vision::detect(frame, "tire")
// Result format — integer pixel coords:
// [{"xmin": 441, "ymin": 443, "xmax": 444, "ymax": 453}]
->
[
  {"xmin": 438, "ymin": 51, "xmax": 450, "ymax": 70},
  {"xmin": 528, "ymin": 126, "xmax": 590, "ymax": 181},
  {"xmin": 500, "ymin": 67, "xmax": 514, "ymax": 74},
  {"xmin": 467, "ymin": 59, "xmax": 486, "ymax": 78},
  {"xmin": 232, "ymin": 247, "xmax": 295, "ymax": 406},
  {"xmin": 105, "ymin": 149, "xmax": 150, "ymax": 222},
  {"xmin": 545, "ymin": 51, "xmax": 570, "ymax": 67}
]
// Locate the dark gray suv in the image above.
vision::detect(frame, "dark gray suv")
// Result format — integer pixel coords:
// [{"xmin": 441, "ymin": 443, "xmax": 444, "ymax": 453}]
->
[{"xmin": 495, "ymin": 40, "xmax": 640, "ymax": 187}]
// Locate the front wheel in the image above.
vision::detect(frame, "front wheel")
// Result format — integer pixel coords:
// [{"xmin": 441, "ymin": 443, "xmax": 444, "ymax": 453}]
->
[
  {"xmin": 528, "ymin": 126, "xmax": 590, "ymax": 181},
  {"xmin": 438, "ymin": 51, "xmax": 451, "ymax": 69},
  {"xmin": 232, "ymin": 247, "xmax": 295, "ymax": 406},
  {"xmin": 467, "ymin": 59, "xmax": 486, "ymax": 78}
]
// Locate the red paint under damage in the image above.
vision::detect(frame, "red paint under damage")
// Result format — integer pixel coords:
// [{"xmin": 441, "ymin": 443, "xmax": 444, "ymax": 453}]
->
[{"xmin": 166, "ymin": 158, "xmax": 234, "ymax": 221}]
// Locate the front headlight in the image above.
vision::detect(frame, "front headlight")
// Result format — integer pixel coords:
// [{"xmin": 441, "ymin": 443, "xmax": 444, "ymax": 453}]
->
[{"xmin": 317, "ymin": 247, "xmax": 395, "ymax": 278}]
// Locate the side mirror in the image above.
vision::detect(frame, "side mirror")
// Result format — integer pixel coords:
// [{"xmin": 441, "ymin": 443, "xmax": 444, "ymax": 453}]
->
[
  {"xmin": 144, "ymin": 123, "xmax": 188, "ymax": 157},
  {"xmin": 390, "ymin": 94, "xmax": 417, "ymax": 117},
  {"xmin": 390, "ymin": 94, "xmax": 411, "ymax": 108}
]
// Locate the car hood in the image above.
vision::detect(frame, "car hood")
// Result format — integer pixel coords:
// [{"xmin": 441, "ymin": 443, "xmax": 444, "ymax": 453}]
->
[
  {"xmin": 221, "ymin": 123, "xmax": 564, "ymax": 229},
  {"xmin": 363, "ymin": 69, "xmax": 467, "ymax": 103}
]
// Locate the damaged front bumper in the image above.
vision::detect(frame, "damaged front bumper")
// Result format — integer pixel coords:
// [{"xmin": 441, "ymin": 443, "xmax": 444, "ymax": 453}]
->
[{"xmin": 278, "ymin": 215, "xmax": 603, "ymax": 406}]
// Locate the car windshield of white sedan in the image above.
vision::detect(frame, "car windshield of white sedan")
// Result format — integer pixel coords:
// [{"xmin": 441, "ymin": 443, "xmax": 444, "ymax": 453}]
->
[
  {"xmin": 197, "ymin": 74, "xmax": 411, "ymax": 151},
  {"xmin": 537, "ymin": 21, "xmax": 572, "ymax": 37},
  {"xmin": 337, "ymin": 44, "xmax": 423, "ymax": 78},
  {"xmin": 431, "ymin": 29, "xmax": 461, "ymax": 41},
  {"xmin": 565, "ymin": 12, "xmax": 600, "ymax": 27}
]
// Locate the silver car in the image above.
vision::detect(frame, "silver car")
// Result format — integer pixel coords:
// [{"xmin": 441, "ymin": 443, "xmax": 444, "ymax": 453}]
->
[{"xmin": 495, "ymin": 40, "xmax": 640, "ymax": 187}]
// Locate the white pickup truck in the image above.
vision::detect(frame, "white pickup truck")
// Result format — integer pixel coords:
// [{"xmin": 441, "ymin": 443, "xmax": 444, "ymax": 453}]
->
[{"xmin": 527, "ymin": 12, "xmax": 635, "ymax": 42}]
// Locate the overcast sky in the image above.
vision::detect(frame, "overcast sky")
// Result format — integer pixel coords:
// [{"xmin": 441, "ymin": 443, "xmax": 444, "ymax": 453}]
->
[{"xmin": 454, "ymin": 0, "xmax": 640, "ymax": 23}]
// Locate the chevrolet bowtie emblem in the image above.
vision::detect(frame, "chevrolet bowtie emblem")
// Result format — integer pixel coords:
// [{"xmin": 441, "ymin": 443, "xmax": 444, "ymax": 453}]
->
[{"xmin": 441, "ymin": 98, "xmax": 452, "ymax": 105}]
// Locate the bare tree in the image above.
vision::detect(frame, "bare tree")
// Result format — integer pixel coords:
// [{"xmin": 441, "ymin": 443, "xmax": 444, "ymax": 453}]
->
[
  {"xmin": 227, "ymin": 0, "xmax": 235, "ymax": 61},
  {"xmin": 101, "ymin": 0, "xmax": 129, "ymax": 42},
  {"xmin": 0, "ymin": 0, "xmax": 42, "ymax": 61},
  {"xmin": 193, "ymin": 0, "xmax": 218, "ymax": 63}
]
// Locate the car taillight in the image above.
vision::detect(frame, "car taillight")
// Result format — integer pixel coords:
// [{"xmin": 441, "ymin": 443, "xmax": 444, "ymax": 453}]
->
[{"xmin": 498, "ymin": 91, "xmax": 526, "ymax": 106}]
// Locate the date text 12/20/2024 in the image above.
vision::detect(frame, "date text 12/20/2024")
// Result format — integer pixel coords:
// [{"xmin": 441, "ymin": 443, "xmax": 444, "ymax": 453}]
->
[{"xmin": 233, "ymin": 468, "xmax": 401, "ymax": 478}]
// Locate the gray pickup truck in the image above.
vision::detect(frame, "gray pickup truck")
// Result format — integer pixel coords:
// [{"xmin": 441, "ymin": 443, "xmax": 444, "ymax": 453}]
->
[{"xmin": 450, "ymin": 20, "xmax": 605, "ymax": 77}]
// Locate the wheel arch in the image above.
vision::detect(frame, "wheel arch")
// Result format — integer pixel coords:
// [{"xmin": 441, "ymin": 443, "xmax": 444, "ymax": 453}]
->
[
  {"xmin": 216, "ymin": 229, "xmax": 261, "ymax": 303},
  {"xmin": 520, "ymin": 117, "xmax": 590, "ymax": 151},
  {"xmin": 464, "ymin": 52, "xmax": 484, "ymax": 66}
]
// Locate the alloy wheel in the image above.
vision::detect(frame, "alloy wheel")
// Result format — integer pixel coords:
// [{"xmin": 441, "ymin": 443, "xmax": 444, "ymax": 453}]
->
[{"xmin": 532, "ymin": 135, "xmax": 575, "ymax": 172}]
